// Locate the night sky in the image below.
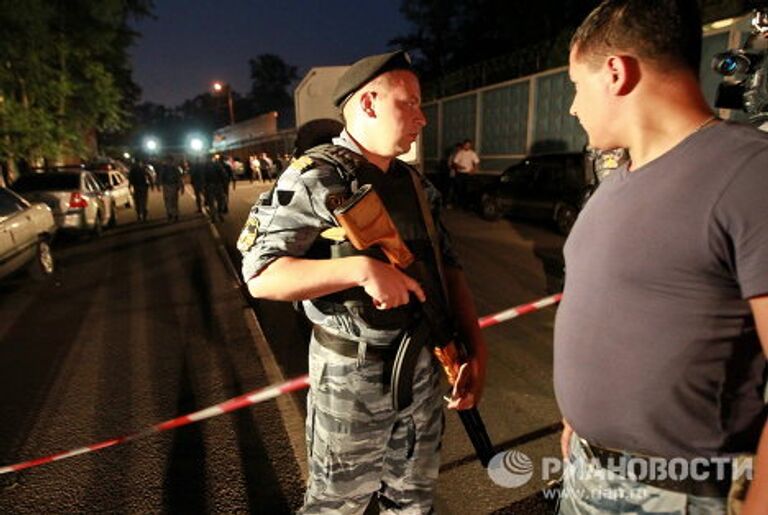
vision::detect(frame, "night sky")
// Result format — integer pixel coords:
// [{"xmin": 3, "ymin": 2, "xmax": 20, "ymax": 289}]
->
[{"xmin": 130, "ymin": 0, "xmax": 411, "ymax": 107}]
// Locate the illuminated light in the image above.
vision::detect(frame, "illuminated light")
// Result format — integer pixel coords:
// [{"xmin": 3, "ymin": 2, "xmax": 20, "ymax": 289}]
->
[
  {"xmin": 123, "ymin": 152, "xmax": 131, "ymax": 159},
  {"xmin": 710, "ymin": 18, "xmax": 734, "ymax": 30},
  {"xmin": 213, "ymin": 82, "xmax": 224, "ymax": 92},
  {"xmin": 144, "ymin": 137, "xmax": 160, "ymax": 153},
  {"xmin": 189, "ymin": 137, "xmax": 204, "ymax": 152}
]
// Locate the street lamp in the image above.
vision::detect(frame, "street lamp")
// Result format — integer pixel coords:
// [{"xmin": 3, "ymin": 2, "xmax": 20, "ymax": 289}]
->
[
  {"xmin": 189, "ymin": 136, "xmax": 205, "ymax": 153},
  {"xmin": 144, "ymin": 137, "xmax": 160, "ymax": 154},
  {"xmin": 212, "ymin": 81, "xmax": 235, "ymax": 125}
]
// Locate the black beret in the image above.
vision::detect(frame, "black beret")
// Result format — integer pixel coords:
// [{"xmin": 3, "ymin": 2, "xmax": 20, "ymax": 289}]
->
[{"xmin": 332, "ymin": 50, "xmax": 414, "ymax": 108}]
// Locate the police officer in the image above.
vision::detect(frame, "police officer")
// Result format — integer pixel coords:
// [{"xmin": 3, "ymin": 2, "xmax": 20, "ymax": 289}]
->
[{"xmin": 239, "ymin": 51, "xmax": 487, "ymax": 514}]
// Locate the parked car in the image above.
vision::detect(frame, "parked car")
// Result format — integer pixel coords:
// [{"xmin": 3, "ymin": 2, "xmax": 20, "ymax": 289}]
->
[
  {"xmin": 0, "ymin": 186, "xmax": 57, "ymax": 281},
  {"xmin": 92, "ymin": 169, "xmax": 133, "ymax": 222},
  {"xmin": 11, "ymin": 170, "xmax": 114, "ymax": 236},
  {"xmin": 478, "ymin": 152, "xmax": 597, "ymax": 234}
]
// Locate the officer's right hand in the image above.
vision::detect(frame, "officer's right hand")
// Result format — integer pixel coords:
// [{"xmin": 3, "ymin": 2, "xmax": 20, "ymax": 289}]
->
[{"xmin": 358, "ymin": 258, "xmax": 425, "ymax": 309}]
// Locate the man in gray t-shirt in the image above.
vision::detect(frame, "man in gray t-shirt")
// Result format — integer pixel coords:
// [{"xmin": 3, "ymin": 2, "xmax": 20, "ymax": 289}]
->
[{"xmin": 557, "ymin": 1, "xmax": 767, "ymax": 512}]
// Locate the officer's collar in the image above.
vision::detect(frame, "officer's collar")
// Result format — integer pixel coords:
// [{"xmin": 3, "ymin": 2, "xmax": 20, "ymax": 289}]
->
[
  {"xmin": 332, "ymin": 130, "xmax": 364, "ymax": 156},
  {"xmin": 332, "ymin": 130, "xmax": 406, "ymax": 175}
]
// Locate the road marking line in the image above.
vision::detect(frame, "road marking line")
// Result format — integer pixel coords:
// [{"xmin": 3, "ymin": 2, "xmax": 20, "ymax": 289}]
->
[{"xmin": 205, "ymin": 217, "xmax": 308, "ymax": 482}]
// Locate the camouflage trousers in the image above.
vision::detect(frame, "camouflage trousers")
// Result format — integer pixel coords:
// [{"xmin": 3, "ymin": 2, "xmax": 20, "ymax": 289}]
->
[
  {"xmin": 557, "ymin": 432, "xmax": 727, "ymax": 514},
  {"xmin": 300, "ymin": 336, "xmax": 444, "ymax": 515}
]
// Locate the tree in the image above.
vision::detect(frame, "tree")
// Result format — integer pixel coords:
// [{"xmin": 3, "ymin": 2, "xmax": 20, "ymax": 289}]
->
[
  {"xmin": 248, "ymin": 54, "xmax": 298, "ymax": 114},
  {"xmin": 393, "ymin": 0, "xmax": 601, "ymax": 87},
  {"xmin": 0, "ymin": 0, "xmax": 152, "ymax": 175}
]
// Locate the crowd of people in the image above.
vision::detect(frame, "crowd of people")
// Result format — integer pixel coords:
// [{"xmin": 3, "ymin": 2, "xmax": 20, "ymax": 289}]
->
[{"xmin": 126, "ymin": 152, "xmax": 287, "ymax": 224}]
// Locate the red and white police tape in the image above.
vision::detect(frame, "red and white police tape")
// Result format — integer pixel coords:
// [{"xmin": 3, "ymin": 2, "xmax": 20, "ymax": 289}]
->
[
  {"xmin": 478, "ymin": 293, "xmax": 563, "ymax": 329},
  {"xmin": 0, "ymin": 293, "xmax": 562, "ymax": 475}
]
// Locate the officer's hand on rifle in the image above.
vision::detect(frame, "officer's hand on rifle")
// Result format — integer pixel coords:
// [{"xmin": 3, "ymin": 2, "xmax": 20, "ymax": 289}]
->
[
  {"xmin": 359, "ymin": 257, "xmax": 425, "ymax": 310},
  {"xmin": 445, "ymin": 354, "xmax": 486, "ymax": 410}
]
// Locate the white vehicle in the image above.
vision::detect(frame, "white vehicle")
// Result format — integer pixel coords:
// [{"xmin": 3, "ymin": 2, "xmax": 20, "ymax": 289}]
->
[
  {"xmin": 0, "ymin": 187, "xmax": 56, "ymax": 281},
  {"xmin": 12, "ymin": 170, "xmax": 114, "ymax": 237}
]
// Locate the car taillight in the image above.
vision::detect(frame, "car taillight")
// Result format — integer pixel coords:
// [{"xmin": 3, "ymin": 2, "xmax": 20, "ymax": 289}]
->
[{"xmin": 69, "ymin": 192, "xmax": 88, "ymax": 209}]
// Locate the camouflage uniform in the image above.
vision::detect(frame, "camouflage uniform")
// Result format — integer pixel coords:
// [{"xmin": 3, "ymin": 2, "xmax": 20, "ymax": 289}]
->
[
  {"xmin": 239, "ymin": 131, "xmax": 459, "ymax": 514},
  {"xmin": 558, "ymin": 432, "xmax": 728, "ymax": 514}
]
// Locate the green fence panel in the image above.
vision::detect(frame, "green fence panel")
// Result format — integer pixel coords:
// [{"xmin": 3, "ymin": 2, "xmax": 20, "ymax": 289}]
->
[
  {"xmin": 480, "ymin": 82, "xmax": 529, "ymax": 155},
  {"xmin": 533, "ymin": 71, "xmax": 586, "ymax": 154},
  {"xmin": 442, "ymin": 95, "xmax": 477, "ymax": 153}
]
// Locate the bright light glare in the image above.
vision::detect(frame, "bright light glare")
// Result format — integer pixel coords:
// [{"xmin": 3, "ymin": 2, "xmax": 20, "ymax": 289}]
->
[
  {"xmin": 144, "ymin": 138, "xmax": 159, "ymax": 152},
  {"xmin": 189, "ymin": 137, "xmax": 204, "ymax": 152},
  {"xmin": 123, "ymin": 152, "xmax": 131, "ymax": 159}
]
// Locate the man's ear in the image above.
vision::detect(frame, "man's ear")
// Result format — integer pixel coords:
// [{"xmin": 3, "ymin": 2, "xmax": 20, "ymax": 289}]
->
[
  {"xmin": 359, "ymin": 90, "xmax": 378, "ymax": 118},
  {"xmin": 605, "ymin": 55, "xmax": 640, "ymax": 96}
]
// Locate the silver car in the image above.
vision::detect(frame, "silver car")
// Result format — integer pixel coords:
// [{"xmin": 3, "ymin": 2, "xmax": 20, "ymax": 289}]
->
[
  {"xmin": 0, "ymin": 187, "xmax": 56, "ymax": 281},
  {"xmin": 12, "ymin": 170, "xmax": 114, "ymax": 236}
]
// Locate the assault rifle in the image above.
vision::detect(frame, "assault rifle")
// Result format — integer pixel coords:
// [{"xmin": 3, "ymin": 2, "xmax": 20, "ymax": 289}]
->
[{"xmin": 334, "ymin": 184, "xmax": 494, "ymax": 467}]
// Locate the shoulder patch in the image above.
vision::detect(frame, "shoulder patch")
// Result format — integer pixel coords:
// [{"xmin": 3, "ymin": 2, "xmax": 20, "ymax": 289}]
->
[
  {"xmin": 277, "ymin": 190, "xmax": 295, "ymax": 206},
  {"xmin": 286, "ymin": 155, "xmax": 314, "ymax": 174},
  {"xmin": 236, "ymin": 214, "xmax": 260, "ymax": 253}
]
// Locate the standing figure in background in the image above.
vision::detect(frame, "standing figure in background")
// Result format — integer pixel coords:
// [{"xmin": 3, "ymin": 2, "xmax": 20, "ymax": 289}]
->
[
  {"xmin": 189, "ymin": 157, "xmax": 206, "ymax": 213},
  {"xmin": 258, "ymin": 152, "xmax": 273, "ymax": 181},
  {"xmin": 203, "ymin": 157, "xmax": 228, "ymax": 222},
  {"xmin": 243, "ymin": 157, "xmax": 254, "ymax": 184},
  {"xmin": 451, "ymin": 139, "xmax": 479, "ymax": 207},
  {"xmin": 220, "ymin": 156, "xmax": 235, "ymax": 214},
  {"xmin": 157, "ymin": 157, "xmax": 185, "ymax": 222},
  {"xmin": 128, "ymin": 159, "xmax": 153, "ymax": 222}
]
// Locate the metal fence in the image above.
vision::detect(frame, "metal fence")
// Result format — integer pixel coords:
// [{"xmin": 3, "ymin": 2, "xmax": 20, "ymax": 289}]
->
[{"xmin": 421, "ymin": 16, "xmax": 751, "ymax": 176}]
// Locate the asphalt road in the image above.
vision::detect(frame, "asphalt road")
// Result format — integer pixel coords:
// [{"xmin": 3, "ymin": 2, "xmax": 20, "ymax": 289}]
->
[
  {"xmin": 0, "ymin": 191, "xmax": 303, "ymax": 513},
  {"xmin": 0, "ymin": 179, "xmax": 568, "ymax": 513}
]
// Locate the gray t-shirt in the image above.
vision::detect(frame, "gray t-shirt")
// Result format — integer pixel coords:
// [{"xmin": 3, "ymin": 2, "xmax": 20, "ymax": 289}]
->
[{"xmin": 555, "ymin": 122, "xmax": 768, "ymax": 459}]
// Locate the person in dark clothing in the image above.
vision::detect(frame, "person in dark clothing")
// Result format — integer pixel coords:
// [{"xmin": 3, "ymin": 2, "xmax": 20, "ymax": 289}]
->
[
  {"xmin": 219, "ymin": 156, "xmax": 235, "ymax": 213},
  {"xmin": 203, "ymin": 157, "xmax": 229, "ymax": 222},
  {"xmin": 243, "ymin": 158, "xmax": 254, "ymax": 184},
  {"xmin": 189, "ymin": 158, "xmax": 206, "ymax": 212},
  {"xmin": 127, "ymin": 160, "xmax": 153, "ymax": 222},
  {"xmin": 156, "ymin": 157, "xmax": 185, "ymax": 222}
]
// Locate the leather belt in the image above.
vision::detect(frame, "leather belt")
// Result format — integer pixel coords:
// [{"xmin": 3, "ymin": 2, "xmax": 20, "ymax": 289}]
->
[
  {"xmin": 578, "ymin": 438, "xmax": 732, "ymax": 498},
  {"xmin": 312, "ymin": 325, "xmax": 396, "ymax": 361}
]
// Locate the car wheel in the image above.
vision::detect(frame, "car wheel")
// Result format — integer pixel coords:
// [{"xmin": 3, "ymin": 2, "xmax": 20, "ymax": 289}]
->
[
  {"xmin": 555, "ymin": 204, "xmax": 578, "ymax": 235},
  {"xmin": 29, "ymin": 239, "xmax": 55, "ymax": 280},
  {"xmin": 480, "ymin": 193, "xmax": 502, "ymax": 221},
  {"xmin": 92, "ymin": 213, "xmax": 103, "ymax": 238},
  {"xmin": 108, "ymin": 203, "xmax": 117, "ymax": 228}
]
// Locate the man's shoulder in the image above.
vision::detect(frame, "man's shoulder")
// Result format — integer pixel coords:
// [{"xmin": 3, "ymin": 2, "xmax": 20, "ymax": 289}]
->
[{"xmin": 279, "ymin": 151, "xmax": 347, "ymax": 188}]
